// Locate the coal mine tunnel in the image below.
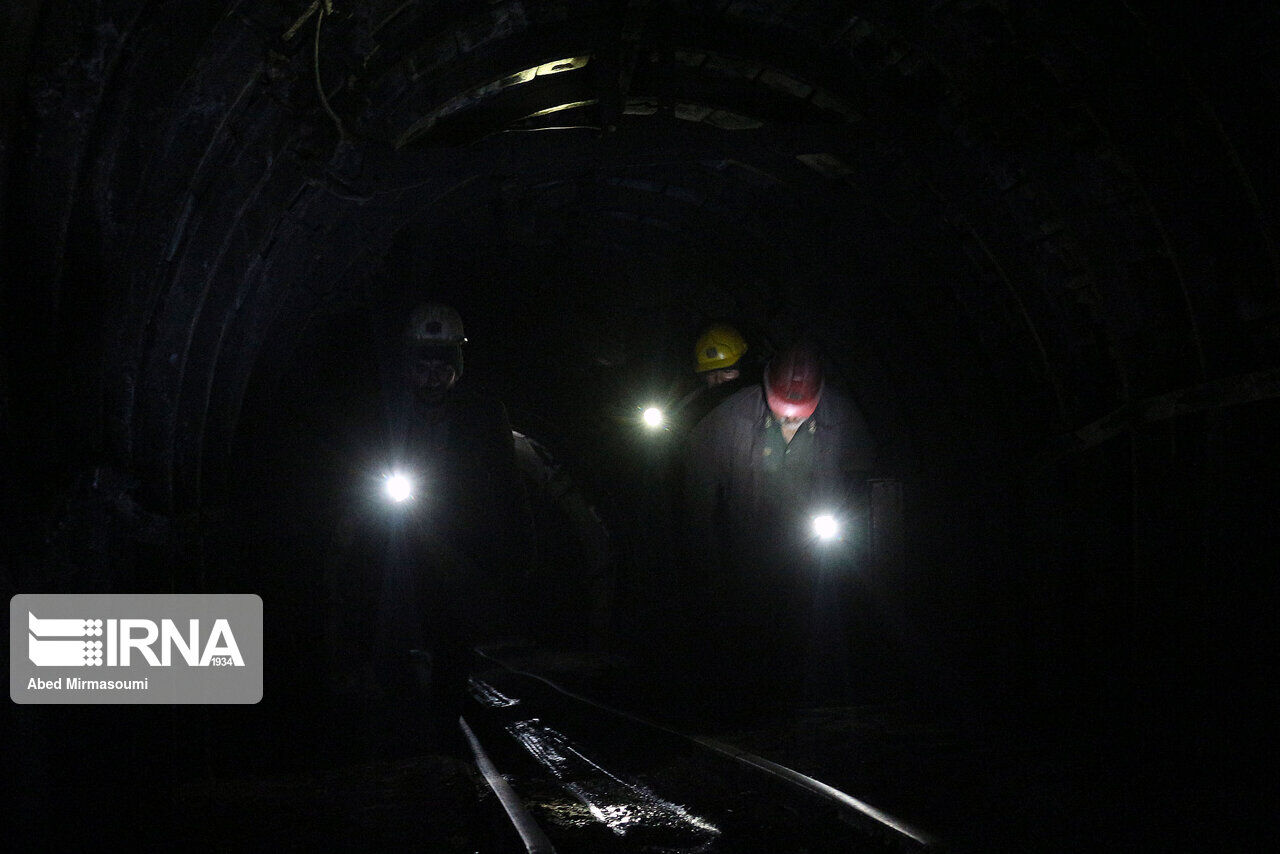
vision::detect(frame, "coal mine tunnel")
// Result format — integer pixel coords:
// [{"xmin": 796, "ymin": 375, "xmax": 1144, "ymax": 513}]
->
[{"xmin": 3, "ymin": 1, "xmax": 1276, "ymax": 851}]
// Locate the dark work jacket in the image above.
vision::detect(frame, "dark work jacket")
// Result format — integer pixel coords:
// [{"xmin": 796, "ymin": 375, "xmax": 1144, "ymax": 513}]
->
[
  {"xmin": 683, "ymin": 383, "xmax": 875, "ymax": 578},
  {"xmin": 324, "ymin": 387, "xmax": 534, "ymax": 679},
  {"xmin": 400, "ymin": 388, "xmax": 535, "ymax": 579},
  {"xmin": 671, "ymin": 369, "xmax": 758, "ymax": 434}
]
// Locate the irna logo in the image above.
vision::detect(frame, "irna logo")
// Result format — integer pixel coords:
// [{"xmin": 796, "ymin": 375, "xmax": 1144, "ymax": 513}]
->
[
  {"xmin": 28, "ymin": 611, "xmax": 245, "ymax": 667},
  {"xmin": 12, "ymin": 594, "xmax": 263, "ymax": 704}
]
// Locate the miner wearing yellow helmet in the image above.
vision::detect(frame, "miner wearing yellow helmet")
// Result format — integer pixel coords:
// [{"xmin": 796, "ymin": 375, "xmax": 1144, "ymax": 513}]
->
[
  {"xmin": 694, "ymin": 323, "xmax": 750, "ymax": 386},
  {"xmin": 674, "ymin": 322, "xmax": 759, "ymax": 429}
]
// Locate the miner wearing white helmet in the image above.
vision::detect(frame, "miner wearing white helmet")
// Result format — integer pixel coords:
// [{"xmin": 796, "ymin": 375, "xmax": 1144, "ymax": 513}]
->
[{"xmin": 373, "ymin": 302, "xmax": 534, "ymax": 752}]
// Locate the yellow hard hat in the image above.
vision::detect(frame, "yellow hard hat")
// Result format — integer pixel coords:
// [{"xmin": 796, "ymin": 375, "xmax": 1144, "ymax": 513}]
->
[{"xmin": 694, "ymin": 324, "xmax": 748, "ymax": 372}]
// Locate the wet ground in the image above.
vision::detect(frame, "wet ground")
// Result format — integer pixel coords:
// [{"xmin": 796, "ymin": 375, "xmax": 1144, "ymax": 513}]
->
[
  {"xmin": 152, "ymin": 641, "xmax": 1138, "ymax": 853},
  {"xmin": 477, "ymin": 645, "xmax": 1128, "ymax": 853}
]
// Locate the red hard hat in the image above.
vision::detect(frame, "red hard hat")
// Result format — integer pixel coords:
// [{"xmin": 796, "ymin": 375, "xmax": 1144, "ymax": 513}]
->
[{"xmin": 765, "ymin": 342, "xmax": 824, "ymax": 421}]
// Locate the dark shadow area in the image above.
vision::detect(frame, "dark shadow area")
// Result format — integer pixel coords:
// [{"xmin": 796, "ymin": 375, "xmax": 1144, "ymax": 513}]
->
[{"xmin": 4, "ymin": 1, "xmax": 1276, "ymax": 851}]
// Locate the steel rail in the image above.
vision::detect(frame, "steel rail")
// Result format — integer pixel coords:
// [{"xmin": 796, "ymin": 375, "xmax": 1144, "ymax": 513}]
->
[
  {"xmin": 459, "ymin": 715, "xmax": 559, "ymax": 854},
  {"xmin": 474, "ymin": 646, "xmax": 940, "ymax": 851},
  {"xmin": 691, "ymin": 734, "xmax": 939, "ymax": 849}
]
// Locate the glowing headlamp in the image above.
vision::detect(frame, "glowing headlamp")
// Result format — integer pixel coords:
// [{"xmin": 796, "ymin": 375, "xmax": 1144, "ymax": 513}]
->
[
  {"xmin": 810, "ymin": 512, "xmax": 841, "ymax": 542},
  {"xmin": 383, "ymin": 471, "xmax": 415, "ymax": 504},
  {"xmin": 641, "ymin": 406, "xmax": 665, "ymax": 430}
]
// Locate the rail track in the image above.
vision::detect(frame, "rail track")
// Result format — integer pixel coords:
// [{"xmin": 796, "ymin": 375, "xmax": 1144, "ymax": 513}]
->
[{"xmin": 459, "ymin": 649, "xmax": 940, "ymax": 853}]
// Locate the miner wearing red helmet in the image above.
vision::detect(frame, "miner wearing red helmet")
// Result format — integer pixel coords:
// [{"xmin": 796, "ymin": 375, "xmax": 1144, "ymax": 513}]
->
[
  {"xmin": 684, "ymin": 341, "xmax": 871, "ymax": 524},
  {"xmin": 681, "ymin": 339, "xmax": 876, "ymax": 708},
  {"xmin": 765, "ymin": 340, "xmax": 824, "ymax": 432}
]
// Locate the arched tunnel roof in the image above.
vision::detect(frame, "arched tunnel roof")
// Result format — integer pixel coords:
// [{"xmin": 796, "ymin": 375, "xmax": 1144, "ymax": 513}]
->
[
  {"xmin": 3, "ymin": 0, "xmax": 1277, "ymax": 509},
  {"xmin": 4, "ymin": 4, "xmax": 1278, "ymax": 848}
]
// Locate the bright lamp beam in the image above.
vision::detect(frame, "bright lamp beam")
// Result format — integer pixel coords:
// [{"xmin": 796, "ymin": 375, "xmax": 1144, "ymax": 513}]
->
[
  {"xmin": 384, "ymin": 472, "xmax": 414, "ymax": 503},
  {"xmin": 812, "ymin": 513, "xmax": 840, "ymax": 541}
]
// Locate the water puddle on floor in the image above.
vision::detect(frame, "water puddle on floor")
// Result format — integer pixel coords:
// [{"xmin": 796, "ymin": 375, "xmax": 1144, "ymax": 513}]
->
[{"xmin": 508, "ymin": 718, "xmax": 721, "ymax": 850}]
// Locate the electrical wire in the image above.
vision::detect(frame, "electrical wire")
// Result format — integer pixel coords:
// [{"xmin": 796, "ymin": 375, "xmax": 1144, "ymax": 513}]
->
[{"xmin": 314, "ymin": 2, "xmax": 349, "ymax": 142}]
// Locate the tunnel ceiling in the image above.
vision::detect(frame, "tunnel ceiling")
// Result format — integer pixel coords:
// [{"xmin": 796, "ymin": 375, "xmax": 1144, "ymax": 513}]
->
[{"xmin": 4, "ymin": 0, "xmax": 1279, "ymax": 511}]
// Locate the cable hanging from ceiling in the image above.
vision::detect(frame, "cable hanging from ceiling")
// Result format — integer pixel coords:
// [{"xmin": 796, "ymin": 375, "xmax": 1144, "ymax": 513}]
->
[{"xmin": 284, "ymin": 0, "xmax": 349, "ymax": 142}]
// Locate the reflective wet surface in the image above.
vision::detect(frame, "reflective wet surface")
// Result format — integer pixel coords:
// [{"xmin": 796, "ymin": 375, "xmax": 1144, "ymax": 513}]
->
[
  {"xmin": 465, "ymin": 669, "xmax": 912, "ymax": 853},
  {"xmin": 508, "ymin": 717, "xmax": 721, "ymax": 849}
]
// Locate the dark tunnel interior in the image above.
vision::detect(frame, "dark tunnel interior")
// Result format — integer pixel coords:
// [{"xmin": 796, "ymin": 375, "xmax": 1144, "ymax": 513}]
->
[{"xmin": 3, "ymin": 1, "xmax": 1277, "ymax": 850}]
